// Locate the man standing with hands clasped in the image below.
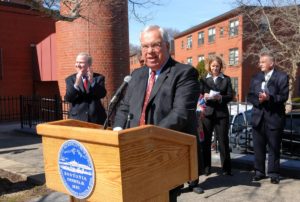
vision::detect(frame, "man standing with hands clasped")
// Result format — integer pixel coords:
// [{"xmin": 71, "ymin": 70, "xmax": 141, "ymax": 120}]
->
[
  {"xmin": 248, "ymin": 51, "xmax": 289, "ymax": 184},
  {"xmin": 65, "ymin": 52, "xmax": 107, "ymax": 124}
]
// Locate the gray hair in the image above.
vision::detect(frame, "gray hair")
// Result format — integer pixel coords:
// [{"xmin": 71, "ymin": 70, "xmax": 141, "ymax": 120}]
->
[
  {"xmin": 259, "ymin": 49, "xmax": 275, "ymax": 63},
  {"xmin": 139, "ymin": 25, "xmax": 169, "ymax": 43},
  {"xmin": 77, "ymin": 52, "xmax": 93, "ymax": 66}
]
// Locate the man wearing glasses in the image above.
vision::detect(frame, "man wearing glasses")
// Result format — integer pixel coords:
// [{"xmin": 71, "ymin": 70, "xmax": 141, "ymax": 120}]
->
[{"xmin": 114, "ymin": 25, "xmax": 201, "ymax": 201}]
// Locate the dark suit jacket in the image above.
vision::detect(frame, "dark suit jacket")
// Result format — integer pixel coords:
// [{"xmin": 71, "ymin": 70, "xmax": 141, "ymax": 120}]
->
[
  {"xmin": 114, "ymin": 57, "xmax": 200, "ymax": 135},
  {"xmin": 65, "ymin": 72, "xmax": 107, "ymax": 124},
  {"xmin": 202, "ymin": 75, "xmax": 233, "ymax": 118},
  {"xmin": 247, "ymin": 69, "xmax": 289, "ymax": 129}
]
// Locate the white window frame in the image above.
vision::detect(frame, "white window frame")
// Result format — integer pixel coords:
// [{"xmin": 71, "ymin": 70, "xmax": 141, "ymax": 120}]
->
[
  {"xmin": 229, "ymin": 19, "xmax": 239, "ymax": 37},
  {"xmin": 187, "ymin": 35, "xmax": 193, "ymax": 49},
  {"xmin": 198, "ymin": 32, "xmax": 204, "ymax": 45},
  {"xmin": 198, "ymin": 55, "xmax": 205, "ymax": 62},
  {"xmin": 187, "ymin": 57, "xmax": 193, "ymax": 65},
  {"xmin": 229, "ymin": 48, "xmax": 239, "ymax": 66},
  {"xmin": 208, "ymin": 27, "xmax": 216, "ymax": 43}
]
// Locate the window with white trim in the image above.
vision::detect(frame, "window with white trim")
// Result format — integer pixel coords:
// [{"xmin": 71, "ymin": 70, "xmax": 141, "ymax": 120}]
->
[
  {"xmin": 229, "ymin": 48, "xmax": 239, "ymax": 66},
  {"xmin": 198, "ymin": 32, "xmax": 204, "ymax": 45},
  {"xmin": 208, "ymin": 27, "xmax": 216, "ymax": 43},
  {"xmin": 187, "ymin": 57, "xmax": 193, "ymax": 65},
  {"xmin": 229, "ymin": 19, "xmax": 239, "ymax": 36},
  {"xmin": 220, "ymin": 27, "xmax": 224, "ymax": 37},
  {"xmin": 231, "ymin": 77, "xmax": 238, "ymax": 97},
  {"xmin": 181, "ymin": 40, "xmax": 184, "ymax": 49},
  {"xmin": 187, "ymin": 35, "xmax": 192, "ymax": 49},
  {"xmin": 198, "ymin": 55, "xmax": 205, "ymax": 62}
]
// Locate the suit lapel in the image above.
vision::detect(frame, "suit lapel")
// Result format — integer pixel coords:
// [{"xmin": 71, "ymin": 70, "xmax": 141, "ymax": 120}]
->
[
  {"xmin": 136, "ymin": 67, "xmax": 149, "ymax": 110},
  {"xmin": 267, "ymin": 69, "xmax": 277, "ymax": 88}
]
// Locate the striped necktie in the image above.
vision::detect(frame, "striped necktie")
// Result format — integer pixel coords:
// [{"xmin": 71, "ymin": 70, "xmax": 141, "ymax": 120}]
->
[{"xmin": 139, "ymin": 71, "xmax": 156, "ymax": 125}]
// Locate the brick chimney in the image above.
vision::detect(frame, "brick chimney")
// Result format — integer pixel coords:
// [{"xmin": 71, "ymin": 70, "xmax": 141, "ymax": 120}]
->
[{"xmin": 56, "ymin": 0, "xmax": 130, "ymax": 106}]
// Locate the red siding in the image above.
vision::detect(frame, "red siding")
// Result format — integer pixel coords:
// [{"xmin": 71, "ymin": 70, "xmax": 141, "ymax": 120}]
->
[{"xmin": 0, "ymin": 4, "xmax": 56, "ymax": 96}]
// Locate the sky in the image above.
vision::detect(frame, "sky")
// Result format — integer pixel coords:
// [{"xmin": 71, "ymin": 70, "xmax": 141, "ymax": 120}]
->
[{"xmin": 128, "ymin": 0, "xmax": 237, "ymax": 45}]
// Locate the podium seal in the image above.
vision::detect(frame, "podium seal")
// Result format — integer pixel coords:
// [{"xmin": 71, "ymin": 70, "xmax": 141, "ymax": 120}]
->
[{"xmin": 58, "ymin": 140, "xmax": 95, "ymax": 199}]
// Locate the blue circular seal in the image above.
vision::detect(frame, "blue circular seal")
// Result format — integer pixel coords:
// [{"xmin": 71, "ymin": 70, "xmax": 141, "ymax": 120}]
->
[{"xmin": 58, "ymin": 140, "xmax": 95, "ymax": 199}]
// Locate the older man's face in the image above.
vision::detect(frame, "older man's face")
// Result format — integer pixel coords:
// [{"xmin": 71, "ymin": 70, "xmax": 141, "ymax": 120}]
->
[
  {"xmin": 140, "ymin": 29, "xmax": 169, "ymax": 71},
  {"xmin": 259, "ymin": 55, "xmax": 274, "ymax": 73},
  {"xmin": 75, "ymin": 55, "xmax": 89, "ymax": 76}
]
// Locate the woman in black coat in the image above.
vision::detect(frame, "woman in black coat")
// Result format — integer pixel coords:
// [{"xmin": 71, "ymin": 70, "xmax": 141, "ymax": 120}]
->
[{"xmin": 202, "ymin": 55, "xmax": 234, "ymax": 176}]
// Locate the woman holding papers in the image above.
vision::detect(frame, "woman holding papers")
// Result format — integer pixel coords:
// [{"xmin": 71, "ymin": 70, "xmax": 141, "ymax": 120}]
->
[{"xmin": 202, "ymin": 55, "xmax": 234, "ymax": 176}]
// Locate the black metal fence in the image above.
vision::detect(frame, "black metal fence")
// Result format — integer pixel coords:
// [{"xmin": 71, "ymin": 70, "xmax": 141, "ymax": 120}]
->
[
  {"xmin": 19, "ymin": 95, "xmax": 69, "ymax": 128},
  {"xmin": 0, "ymin": 96, "xmax": 20, "ymax": 122}
]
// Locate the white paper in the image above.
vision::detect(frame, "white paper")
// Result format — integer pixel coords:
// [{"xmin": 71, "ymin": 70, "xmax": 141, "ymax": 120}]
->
[{"xmin": 208, "ymin": 90, "xmax": 220, "ymax": 99}]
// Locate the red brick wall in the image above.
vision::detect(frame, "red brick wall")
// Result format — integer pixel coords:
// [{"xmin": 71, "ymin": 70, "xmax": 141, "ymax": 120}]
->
[
  {"xmin": 0, "ymin": 4, "xmax": 56, "ymax": 96},
  {"xmin": 56, "ymin": 0, "xmax": 130, "ymax": 103}
]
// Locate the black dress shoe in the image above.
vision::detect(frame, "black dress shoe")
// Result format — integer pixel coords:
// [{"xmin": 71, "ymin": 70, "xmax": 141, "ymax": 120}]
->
[
  {"xmin": 192, "ymin": 186, "xmax": 204, "ymax": 194},
  {"xmin": 270, "ymin": 177, "xmax": 280, "ymax": 184},
  {"xmin": 252, "ymin": 175, "xmax": 266, "ymax": 181},
  {"xmin": 204, "ymin": 167, "xmax": 211, "ymax": 176},
  {"xmin": 222, "ymin": 171, "xmax": 233, "ymax": 176}
]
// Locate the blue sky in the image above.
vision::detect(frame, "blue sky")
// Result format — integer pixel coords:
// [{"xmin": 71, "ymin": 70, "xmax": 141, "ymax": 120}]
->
[{"xmin": 128, "ymin": 0, "xmax": 237, "ymax": 45}]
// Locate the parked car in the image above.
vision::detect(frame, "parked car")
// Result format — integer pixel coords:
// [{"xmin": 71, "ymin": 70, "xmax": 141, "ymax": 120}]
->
[
  {"xmin": 228, "ymin": 104, "xmax": 253, "ymax": 153},
  {"xmin": 281, "ymin": 112, "xmax": 300, "ymax": 157}
]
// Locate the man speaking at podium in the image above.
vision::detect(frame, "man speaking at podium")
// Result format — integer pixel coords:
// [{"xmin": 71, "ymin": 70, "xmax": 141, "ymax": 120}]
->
[{"xmin": 113, "ymin": 25, "xmax": 200, "ymax": 201}]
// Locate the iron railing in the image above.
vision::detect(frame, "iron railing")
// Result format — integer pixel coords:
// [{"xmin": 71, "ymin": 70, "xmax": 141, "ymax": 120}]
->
[{"xmin": 19, "ymin": 95, "xmax": 69, "ymax": 128}]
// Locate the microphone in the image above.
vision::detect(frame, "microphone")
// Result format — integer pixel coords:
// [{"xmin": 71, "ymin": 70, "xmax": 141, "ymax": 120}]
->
[
  {"xmin": 109, "ymin": 75, "xmax": 132, "ymax": 104},
  {"xmin": 103, "ymin": 75, "xmax": 132, "ymax": 129}
]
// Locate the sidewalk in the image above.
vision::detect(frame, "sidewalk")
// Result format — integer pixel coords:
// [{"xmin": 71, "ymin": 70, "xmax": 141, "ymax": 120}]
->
[{"xmin": 1, "ymin": 122, "xmax": 300, "ymax": 201}]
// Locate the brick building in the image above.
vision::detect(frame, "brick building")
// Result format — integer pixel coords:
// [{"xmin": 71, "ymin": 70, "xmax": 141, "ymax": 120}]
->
[
  {"xmin": 174, "ymin": 7, "xmax": 300, "ymax": 101},
  {"xmin": 174, "ymin": 8, "xmax": 258, "ymax": 101},
  {"xmin": 0, "ymin": 1, "xmax": 57, "ymax": 97}
]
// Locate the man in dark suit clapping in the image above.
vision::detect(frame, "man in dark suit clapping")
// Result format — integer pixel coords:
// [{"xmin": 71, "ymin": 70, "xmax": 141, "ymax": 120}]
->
[
  {"xmin": 113, "ymin": 25, "xmax": 201, "ymax": 201},
  {"xmin": 248, "ymin": 51, "xmax": 289, "ymax": 184},
  {"xmin": 65, "ymin": 52, "xmax": 107, "ymax": 124}
]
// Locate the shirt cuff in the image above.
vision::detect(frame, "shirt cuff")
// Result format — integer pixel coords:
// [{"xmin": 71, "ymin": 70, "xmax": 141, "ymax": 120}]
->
[
  {"xmin": 113, "ymin": 127, "xmax": 123, "ymax": 131},
  {"xmin": 73, "ymin": 84, "xmax": 80, "ymax": 91}
]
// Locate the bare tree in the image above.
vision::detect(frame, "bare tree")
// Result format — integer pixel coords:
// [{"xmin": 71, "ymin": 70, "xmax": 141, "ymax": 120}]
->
[
  {"xmin": 164, "ymin": 27, "xmax": 180, "ymax": 41},
  {"xmin": 129, "ymin": 43, "xmax": 141, "ymax": 55},
  {"xmin": 235, "ymin": 0, "xmax": 300, "ymax": 101},
  {"xmin": 24, "ymin": 0, "xmax": 161, "ymax": 22}
]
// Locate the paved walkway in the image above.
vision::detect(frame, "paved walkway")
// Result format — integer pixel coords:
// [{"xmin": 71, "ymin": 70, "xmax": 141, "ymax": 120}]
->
[{"xmin": 1, "ymin": 122, "xmax": 300, "ymax": 202}]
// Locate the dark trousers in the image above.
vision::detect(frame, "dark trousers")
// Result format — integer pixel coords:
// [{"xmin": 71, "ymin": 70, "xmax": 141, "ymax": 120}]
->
[
  {"xmin": 202, "ymin": 115, "xmax": 231, "ymax": 172},
  {"xmin": 252, "ymin": 121, "xmax": 282, "ymax": 177}
]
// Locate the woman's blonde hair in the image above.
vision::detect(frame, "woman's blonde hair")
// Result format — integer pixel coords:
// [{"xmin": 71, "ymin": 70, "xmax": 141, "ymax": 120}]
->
[{"xmin": 205, "ymin": 55, "xmax": 225, "ymax": 74}]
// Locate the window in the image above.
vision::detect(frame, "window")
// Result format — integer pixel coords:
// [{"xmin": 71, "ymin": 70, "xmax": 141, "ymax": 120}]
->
[
  {"xmin": 208, "ymin": 27, "xmax": 216, "ymax": 43},
  {"xmin": 181, "ymin": 40, "xmax": 184, "ymax": 49},
  {"xmin": 187, "ymin": 35, "xmax": 192, "ymax": 49},
  {"xmin": 0, "ymin": 48, "xmax": 2, "ymax": 80},
  {"xmin": 220, "ymin": 27, "xmax": 224, "ymax": 37},
  {"xmin": 208, "ymin": 52, "xmax": 215, "ymax": 57},
  {"xmin": 229, "ymin": 48, "xmax": 239, "ymax": 66},
  {"xmin": 231, "ymin": 77, "xmax": 238, "ymax": 97},
  {"xmin": 229, "ymin": 19, "xmax": 239, "ymax": 36},
  {"xmin": 187, "ymin": 57, "xmax": 193, "ymax": 65},
  {"xmin": 198, "ymin": 55, "xmax": 205, "ymax": 62},
  {"xmin": 198, "ymin": 32, "xmax": 204, "ymax": 45}
]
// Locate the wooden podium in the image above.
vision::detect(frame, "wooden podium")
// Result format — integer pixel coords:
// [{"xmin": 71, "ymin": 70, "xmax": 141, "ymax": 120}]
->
[{"xmin": 37, "ymin": 119, "xmax": 198, "ymax": 202}]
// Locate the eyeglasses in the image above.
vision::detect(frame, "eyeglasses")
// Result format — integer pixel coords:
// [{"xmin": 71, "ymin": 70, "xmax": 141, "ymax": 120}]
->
[{"xmin": 141, "ymin": 42, "xmax": 163, "ymax": 51}]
